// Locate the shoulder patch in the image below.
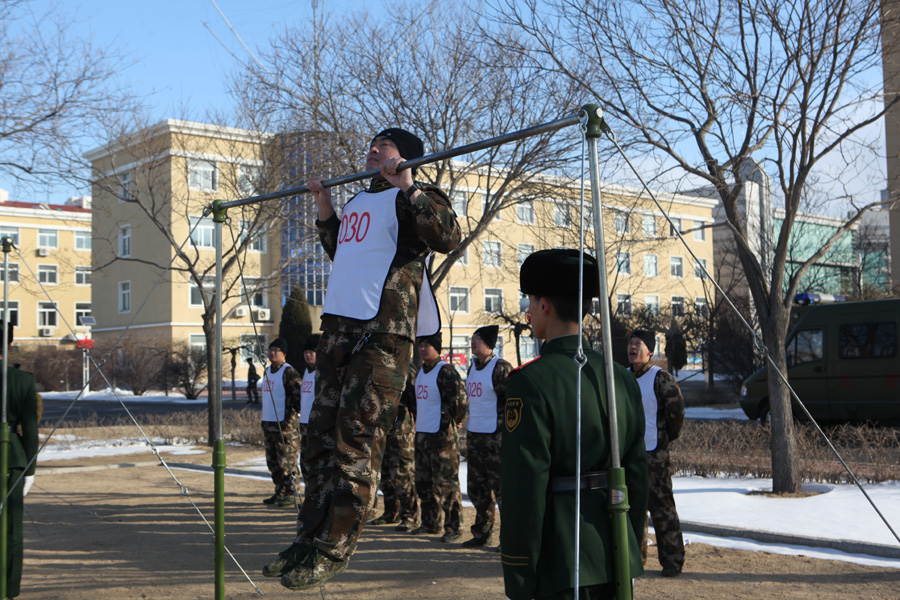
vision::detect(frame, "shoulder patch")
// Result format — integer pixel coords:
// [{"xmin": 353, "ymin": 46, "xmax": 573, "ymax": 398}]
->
[{"xmin": 505, "ymin": 398, "xmax": 524, "ymax": 432}]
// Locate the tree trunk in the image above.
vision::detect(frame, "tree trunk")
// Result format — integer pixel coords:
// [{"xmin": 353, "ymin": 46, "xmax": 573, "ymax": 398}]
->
[{"xmin": 762, "ymin": 317, "xmax": 801, "ymax": 493}]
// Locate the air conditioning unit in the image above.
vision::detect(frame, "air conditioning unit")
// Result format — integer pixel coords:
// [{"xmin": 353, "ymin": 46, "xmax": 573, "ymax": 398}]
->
[
  {"xmin": 234, "ymin": 306, "xmax": 248, "ymax": 318},
  {"xmin": 39, "ymin": 327, "xmax": 53, "ymax": 337},
  {"xmin": 37, "ymin": 248, "xmax": 50, "ymax": 257},
  {"xmin": 255, "ymin": 308, "xmax": 271, "ymax": 321}
]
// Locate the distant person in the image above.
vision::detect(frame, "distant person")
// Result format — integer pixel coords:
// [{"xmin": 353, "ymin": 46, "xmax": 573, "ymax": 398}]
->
[
  {"xmin": 627, "ymin": 329, "xmax": 685, "ymax": 577},
  {"xmin": 246, "ymin": 357, "xmax": 260, "ymax": 404},
  {"xmin": 260, "ymin": 339, "xmax": 303, "ymax": 507},
  {"xmin": 2, "ymin": 323, "xmax": 38, "ymax": 598},
  {"xmin": 297, "ymin": 335, "xmax": 319, "ymax": 486},
  {"xmin": 501, "ymin": 249, "xmax": 648, "ymax": 599},
  {"xmin": 463, "ymin": 324, "xmax": 511, "ymax": 547},
  {"xmin": 412, "ymin": 332, "xmax": 467, "ymax": 542}
]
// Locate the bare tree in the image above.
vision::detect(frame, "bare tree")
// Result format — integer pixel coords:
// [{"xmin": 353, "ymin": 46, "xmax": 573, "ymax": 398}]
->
[
  {"xmin": 492, "ymin": 0, "xmax": 894, "ymax": 493},
  {"xmin": 0, "ymin": 0, "xmax": 133, "ymax": 187},
  {"xmin": 167, "ymin": 341, "xmax": 208, "ymax": 401}
]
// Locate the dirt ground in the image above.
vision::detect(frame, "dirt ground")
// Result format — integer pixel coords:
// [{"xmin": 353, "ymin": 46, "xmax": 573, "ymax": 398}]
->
[{"xmin": 23, "ymin": 443, "xmax": 900, "ymax": 599}]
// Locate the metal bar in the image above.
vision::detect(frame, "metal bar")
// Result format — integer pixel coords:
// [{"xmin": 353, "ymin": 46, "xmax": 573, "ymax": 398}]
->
[
  {"xmin": 212, "ymin": 201, "xmax": 226, "ymax": 599},
  {"xmin": 218, "ymin": 112, "xmax": 582, "ymax": 210},
  {"xmin": 0, "ymin": 241, "xmax": 9, "ymax": 599}
]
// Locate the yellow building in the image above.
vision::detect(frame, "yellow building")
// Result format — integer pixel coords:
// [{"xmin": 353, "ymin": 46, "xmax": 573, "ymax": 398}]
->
[
  {"xmin": 85, "ymin": 120, "xmax": 281, "ymax": 373},
  {"xmin": 0, "ymin": 192, "xmax": 93, "ymax": 346}
]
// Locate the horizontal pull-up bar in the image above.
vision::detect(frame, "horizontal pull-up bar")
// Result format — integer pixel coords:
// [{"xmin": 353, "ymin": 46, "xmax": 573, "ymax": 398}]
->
[{"xmin": 217, "ymin": 110, "xmax": 589, "ymax": 211}]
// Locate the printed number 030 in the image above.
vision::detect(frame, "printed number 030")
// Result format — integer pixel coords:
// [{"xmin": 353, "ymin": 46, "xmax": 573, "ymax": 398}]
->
[{"xmin": 338, "ymin": 211, "xmax": 371, "ymax": 244}]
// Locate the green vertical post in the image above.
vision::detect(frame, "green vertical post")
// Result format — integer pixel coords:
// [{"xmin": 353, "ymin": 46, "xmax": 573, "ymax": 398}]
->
[
  {"xmin": 211, "ymin": 200, "xmax": 227, "ymax": 599},
  {"xmin": 581, "ymin": 104, "xmax": 633, "ymax": 600},
  {"xmin": 0, "ymin": 237, "xmax": 11, "ymax": 599}
]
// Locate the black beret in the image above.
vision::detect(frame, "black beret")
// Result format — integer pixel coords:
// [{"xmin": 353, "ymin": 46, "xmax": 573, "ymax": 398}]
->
[
  {"xmin": 417, "ymin": 331, "xmax": 442, "ymax": 354},
  {"xmin": 629, "ymin": 329, "xmax": 656, "ymax": 354},
  {"xmin": 473, "ymin": 325, "xmax": 499, "ymax": 349},
  {"xmin": 303, "ymin": 335, "xmax": 320, "ymax": 351},
  {"xmin": 372, "ymin": 128, "xmax": 424, "ymax": 161},
  {"xmin": 519, "ymin": 248, "xmax": 600, "ymax": 299},
  {"xmin": 269, "ymin": 338, "xmax": 288, "ymax": 354}
]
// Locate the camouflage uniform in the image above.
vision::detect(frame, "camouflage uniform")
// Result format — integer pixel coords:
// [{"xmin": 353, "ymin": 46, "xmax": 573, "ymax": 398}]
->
[
  {"xmin": 465, "ymin": 353, "xmax": 512, "ymax": 544},
  {"xmin": 290, "ymin": 181, "xmax": 460, "ymax": 562},
  {"xmin": 376, "ymin": 364, "xmax": 420, "ymax": 525},
  {"xmin": 415, "ymin": 357, "xmax": 468, "ymax": 534},
  {"xmin": 630, "ymin": 362, "xmax": 685, "ymax": 572},
  {"xmin": 262, "ymin": 364, "xmax": 304, "ymax": 497}
]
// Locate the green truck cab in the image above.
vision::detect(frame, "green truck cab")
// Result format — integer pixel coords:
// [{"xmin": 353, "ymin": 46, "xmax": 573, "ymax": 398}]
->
[{"xmin": 740, "ymin": 296, "xmax": 900, "ymax": 423}]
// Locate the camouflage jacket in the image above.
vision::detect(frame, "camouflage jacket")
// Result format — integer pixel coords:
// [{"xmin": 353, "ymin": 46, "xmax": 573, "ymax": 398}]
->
[
  {"xmin": 317, "ymin": 179, "xmax": 461, "ymax": 341},
  {"xmin": 393, "ymin": 362, "xmax": 419, "ymax": 435},
  {"xmin": 467, "ymin": 353, "xmax": 513, "ymax": 429},
  {"xmin": 630, "ymin": 362, "xmax": 684, "ymax": 451},
  {"xmin": 421, "ymin": 357, "xmax": 468, "ymax": 428}
]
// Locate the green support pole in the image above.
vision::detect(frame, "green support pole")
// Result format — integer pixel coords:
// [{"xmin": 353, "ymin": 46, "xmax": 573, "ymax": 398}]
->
[
  {"xmin": 0, "ymin": 237, "xmax": 12, "ymax": 599},
  {"xmin": 581, "ymin": 104, "xmax": 633, "ymax": 600},
  {"xmin": 211, "ymin": 200, "xmax": 227, "ymax": 599}
]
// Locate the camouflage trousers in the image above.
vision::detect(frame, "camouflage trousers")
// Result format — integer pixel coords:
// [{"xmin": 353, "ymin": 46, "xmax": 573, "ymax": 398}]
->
[
  {"xmin": 379, "ymin": 426, "xmax": 419, "ymax": 524},
  {"xmin": 298, "ymin": 423, "xmax": 309, "ymax": 488},
  {"xmin": 293, "ymin": 330, "xmax": 410, "ymax": 561},
  {"xmin": 262, "ymin": 414, "xmax": 301, "ymax": 496},
  {"xmin": 642, "ymin": 447, "xmax": 685, "ymax": 570},
  {"xmin": 415, "ymin": 425, "xmax": 462, "ymax": 534},
  {"xmin": 466, "ymin": 430, "xmax": 502, "ymax": 541}
]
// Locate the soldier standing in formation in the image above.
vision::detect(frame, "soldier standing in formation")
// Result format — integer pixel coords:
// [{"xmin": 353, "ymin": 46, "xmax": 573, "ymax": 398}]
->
[
  {"xmin": 627, "ymin": 329, "xmax": 686, "ymax": 578},
  {"xmin": 260, "ymin": 338, "xmax": 303, "ymax": 508},
  {"xmin": 500, "ymin": 249, "xmax": 648, "ymax": 600},
  {"xmin": 370, "ymin": 362, "xmax": 420, "ymax": 530},
  {"xmin": 411, "ymin": 332, "xmax": 468, "ymax": 542},
  {"xmin": 297, "ymin": 335, "xmax": 319, "ymax": 487},
  {"xmin": 263, "ymin": 127, "xmax": 460, "ymax": 590},
  {"xmin": 246, "ymin": 357, "xmax": 260, "ymax": 403},
  {"xmin": 462, "ymin": 324, "xmax": 511, "ymax": 547}
]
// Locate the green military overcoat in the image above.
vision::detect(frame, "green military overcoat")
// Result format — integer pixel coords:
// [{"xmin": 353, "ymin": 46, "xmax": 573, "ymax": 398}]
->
[
  {"xmin": 6, "ymin": 365, "xmax": 38, "ymax": 476},
  {"xmin": 500, "ymin": 335, "xmax": 648, "ymax": 599}
]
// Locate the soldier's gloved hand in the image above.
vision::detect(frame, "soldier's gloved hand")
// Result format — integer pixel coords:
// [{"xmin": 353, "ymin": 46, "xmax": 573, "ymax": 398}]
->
[{"xmin": 23, "ymin": 475, "xmax": 34, "ymax": 497}]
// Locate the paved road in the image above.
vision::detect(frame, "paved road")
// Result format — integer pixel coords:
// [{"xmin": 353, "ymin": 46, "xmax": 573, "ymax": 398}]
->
[{"xmin": 40, "ymin": 396, "xmax": 258, "ymax": 427}]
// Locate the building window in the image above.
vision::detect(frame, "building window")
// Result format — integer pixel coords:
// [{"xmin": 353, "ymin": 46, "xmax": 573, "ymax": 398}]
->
[
  {"xmin": 119, "ymin": 171, "xmax": 134, "ymax": 202},
  {"xmin": 0, "ymin": 227, "xmax": 19, "ymax": 246},
  {"xmin": 75, "ymin": 266, "xmax": 91, "ymax": 285},
  {"xmin": 642, "ymin": 215, "xmax": 656, "ymax": 237},
  {"xmin": 644, "ymin": 254, "xmax": 658, "ymax": 278},
  {"xmin": 188, "ymin": 158, "xmax": 218, "ymax": 191},
  {"xmin": 482, "ymin": 193, "xmax": 500, "ymax": 220},
  {"xmin": 242, "ymin": 278, "xmax": 268, "ymax": 308},
  {"xmin": 520, "ymin": 335, "xmax": 537, "ymax": 361},
  {"xmin": 190, "ymin": 217, "xmax": 215, "ymax": 249},
  {"xmin": 645, "ymin": 295, "xmax": 659, "ymax": 316},
  {"xmin": 119, "ymin": 281, "xmax": 131, "ymax": 313},
  {"xmin": 670, "ymin": 256, "xmax": 684, "ymax": 278},
  {"xmin": 517, "ymin": 200, "xmax": 535, "ymax": 224},
  {"xmin": 240, "ymin": 333, "xmax": 267, "ymax": 362},
  {"xmin": 239, "ymin": 165, "xmax": 262, "ymax": 197},
  {"xmin": 189, "ymin": 333, "xmax": 207, "ymax": 354},
  {"xmin": 38, "ymin": 264, "xmax": 58, "ymax": 285},
  {"xmin": 449, "ymin": 287, "xmax": 469, "ymax": 313},
  {"xmin": 456, "ymin": 247, "xmax": 468, "ymax": 266},
  {"xmin": 119, "ymin": 225, "xmax": 131, "ymax": 257},
  {"xmin": 617, "ymin": 294, "xmax": 632, "ymax": 317},
  {"xmin": 38, "ymin": 229, "xmax": 58, "ymax": 248},
  {"xmin": 614, "ymin": 211, "xmax": 630, "ymax": 234},
  {"xmin": 694, "ymin": 258, "xmax": 708, "ymax": 279},
  {"xmin": 38, "ymin": 301, "xmax": 57, "ymax": 327},
  {"xmin": 693, "ymin": 220, "xmax": 706, "ymax": 241},
  {"xmin": 75, "ymin": 231, "xmax": 91, "ymax": 250},
  {"xmin": 483, "ymin": 240, "xmax": 502, "ymax": 268},
  {"xmin": 517, "ymin": 243, "xmax": 535, "ymax": 267},
  {"xmin": 554, "ymin": 204, "xmax": 571, "ymax": 228},
  {"xmin": 671, "ymin": 296, "xmax": 685, "ymax": 317},
  {"xmin": 669, "ymin": 218, "xmax": 682, "ymax": 237},
  {"xmin": 0, "ymin": 301, "xmax": 19, "ymax": 326},
  {"xmin": 190, "ymin": 278, "xmax": 215, "ymax": 307},
  {"xmin": 616, "ymin": 251, "xmax": 631, "ymax": 275},
  {"xmin": 75, "ymin": 302, "xmax": 92, "ymax": 327},
  {"xmin": 484, "ymin": 288, "xmax": 503, "ymax": 313},
  {"xmin": 695, "ymin": 297, "xmax": 709, "ymax": 318},
  {"xmin": 240, "ymin": 221, "xmax": 267, "ymax": 253},
  {"xmin": 451, "ymin": 191, "xmax": 468, "ymax": 217},
  {"xmin": 0, "ymin": 263, "xmax": 19, "ymax": 284}
]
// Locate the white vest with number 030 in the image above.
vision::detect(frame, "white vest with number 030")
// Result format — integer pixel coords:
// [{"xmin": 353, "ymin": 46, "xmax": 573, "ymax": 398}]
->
[
  {"xmin": 322, "ymin": 187, "xmax": 440, "ymax": 337},
  {"xmin": 299, "ymin": 368, "xmax": 315, "ymax": 425},
  {"xmin": 466, "ymin": 356, "xmax": 499, "ymax": 433},
  {"xmin": 262, "ymin": 363, "xmax": 292, "ymax": 422},
  {"xmin": 636, "ymin": 365, "xmax": 661, "ymax": 452},
  {"xmin": 415, "ymin": 361, "xmax": 447, "ymax": 434}
]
